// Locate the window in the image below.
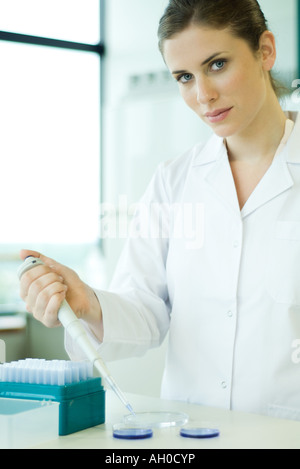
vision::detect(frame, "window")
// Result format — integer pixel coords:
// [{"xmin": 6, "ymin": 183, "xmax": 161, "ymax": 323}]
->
[
  {"xmin": 0, "ymin": 0, "xmax": 101, "ymax": 43},
  {"xmin": 0, "ymin": 1, "xmax": 105, "ymax": 308}
]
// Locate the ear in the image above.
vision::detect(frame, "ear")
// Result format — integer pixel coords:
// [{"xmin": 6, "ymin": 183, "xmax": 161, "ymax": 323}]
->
[{"xmin": 259, "ymin": 30, "xmax": 277, "ymax": 72}]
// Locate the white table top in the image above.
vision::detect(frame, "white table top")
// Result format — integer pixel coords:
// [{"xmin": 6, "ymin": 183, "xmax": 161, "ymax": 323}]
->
[{"xmin": 34, "ymin": 391, "xmax": 300, "ymax": 449}]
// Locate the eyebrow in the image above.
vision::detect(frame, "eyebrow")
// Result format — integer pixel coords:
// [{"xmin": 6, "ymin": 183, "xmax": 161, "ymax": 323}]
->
[{"xmin": 171, "ymin": 51, "xmax": 228, "ymax": 75}]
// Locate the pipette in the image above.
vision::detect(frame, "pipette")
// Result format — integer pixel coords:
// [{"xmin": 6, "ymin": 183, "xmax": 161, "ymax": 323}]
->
[{"xmin": 18, "ymin": 256, "xmax": 135, "ymax": 416}]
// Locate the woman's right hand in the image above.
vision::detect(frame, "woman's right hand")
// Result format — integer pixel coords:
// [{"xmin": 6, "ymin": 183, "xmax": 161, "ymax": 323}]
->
[{"xmin": 19, "ymin": 249, "xmax": 104, "ymax": 341}]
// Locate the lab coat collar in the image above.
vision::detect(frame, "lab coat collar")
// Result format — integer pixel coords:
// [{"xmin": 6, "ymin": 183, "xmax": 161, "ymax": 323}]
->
[
  {"xmin": 192, "ymin": 133, "xmax": 243, "ymax": 217},
  {"xmin": 191, "ymin": 111, "xmax": 300, "ymax": 218},
  {"xmin": 192, "ymin": 111, "xmax": 300, "ymax": 167},
  {"xmin": 191, "ymin": 134, "xmax": 240, "ymax": 214},
  {"xmin": 242, "ymin": 113, "xmax": 299, "ymax": 217},
  {"xmin": 241, "ymin": 147, "xmax": 294, "ymax": 218},
  {"xmin": 203, "ymin": 142, "xmax": 241, "ymax": 217},
  {"xmin": 192, "ymin": 133, "xmax": 224, "ymax": 167}
]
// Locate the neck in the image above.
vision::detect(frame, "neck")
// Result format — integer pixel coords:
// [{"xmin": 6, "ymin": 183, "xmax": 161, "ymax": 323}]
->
[{"xmin": 226, "ymin": 94, "xmax": 287, "ymax": 165}]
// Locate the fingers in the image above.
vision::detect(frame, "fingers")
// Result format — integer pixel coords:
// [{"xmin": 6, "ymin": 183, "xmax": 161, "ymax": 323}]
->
[
  {"xmin": 19, "ymin": 254, "xmax": 67, "ymax": 328},
  {"xmin": 20, "ymin": 265, "xmax": 56, "ymax": 299},
  {"xmin": 33, "ymin": 290, "xmax": 67, "ymax": 328},
  {"xmin": 26, "ymin": 273, "xmax": 67, "ymax": 311},
  {"xmin": 19, "ymin": 250, "xmax": 104, "ymax": 340}
]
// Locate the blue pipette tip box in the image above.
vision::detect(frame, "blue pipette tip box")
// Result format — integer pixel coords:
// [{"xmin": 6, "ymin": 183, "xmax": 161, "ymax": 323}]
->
[{"xmin": 0, "ymin": 378, "xmax": 105, "ymax": 436}]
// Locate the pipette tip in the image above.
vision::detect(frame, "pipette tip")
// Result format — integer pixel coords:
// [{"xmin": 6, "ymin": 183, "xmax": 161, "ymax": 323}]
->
[{"xmin": 127, "ymin": 403, "xmax": 136, "ymax": 416}]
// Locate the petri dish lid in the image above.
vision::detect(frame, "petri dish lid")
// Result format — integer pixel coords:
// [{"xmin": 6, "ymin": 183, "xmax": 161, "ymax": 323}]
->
[{"xmin": 123, "ymin": 411, "xmax": 189, "ymax": 429}]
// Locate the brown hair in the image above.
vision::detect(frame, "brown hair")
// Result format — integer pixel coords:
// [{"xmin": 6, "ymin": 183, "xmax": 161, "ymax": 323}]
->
[{"xmin": 158, "ymin": 0, "xmax": 285, "ymax": 98}]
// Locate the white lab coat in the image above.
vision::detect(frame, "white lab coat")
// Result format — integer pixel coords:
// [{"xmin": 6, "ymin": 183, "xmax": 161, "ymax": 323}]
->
[{"xmin": 66, "ymin": 111, "xmax": 300, "ymax": 421}]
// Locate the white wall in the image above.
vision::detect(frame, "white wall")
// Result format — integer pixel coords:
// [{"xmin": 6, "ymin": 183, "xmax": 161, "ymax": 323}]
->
[
  {"xmin": 100, "ymin": 0, "xmax": 299, "ymax": 397},
  {"xmin": 259, "ymin": 0, "xmax": 298, "ymax": 85}
]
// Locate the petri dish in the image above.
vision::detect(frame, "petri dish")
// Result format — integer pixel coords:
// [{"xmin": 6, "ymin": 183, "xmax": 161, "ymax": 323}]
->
[
  {"xmin": 180, "ymin": 427, "xmax": 220, "ymax": 439},
  {"xmin": 113, "ymin": 423, "xmax": 153, "ymax": 440},
  {"xmin": 123, "ymin": 411, "xmax": 189, "ymax": 429}
]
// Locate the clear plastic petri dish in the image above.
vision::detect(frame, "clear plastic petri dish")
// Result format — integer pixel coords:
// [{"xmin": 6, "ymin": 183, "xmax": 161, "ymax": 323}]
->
[
  {"xmin": 113, "ymin": 423, "xmax": 153, "ymax": 440},
  {"xmin": 123, "ymin": 411, "xmax": 189, "ymax": 429},
  {"xmin": 180, "ymin": 427, "xmax": 220, "ymax": 439}
]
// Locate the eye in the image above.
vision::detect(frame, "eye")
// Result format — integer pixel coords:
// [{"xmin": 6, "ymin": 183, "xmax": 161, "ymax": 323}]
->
[
  {"xmin": 210, "ymin": 59, "xmax": 227, "ymax": 72},
  {"xmin": 177, "ymin": 73, "xmax": 193, "ymax": 84}
]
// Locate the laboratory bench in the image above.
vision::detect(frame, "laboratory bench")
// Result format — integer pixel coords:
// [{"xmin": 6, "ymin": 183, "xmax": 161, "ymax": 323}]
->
[{"xmin": 32, "ymin": 391, "xmax": 300, "ymax": 450}]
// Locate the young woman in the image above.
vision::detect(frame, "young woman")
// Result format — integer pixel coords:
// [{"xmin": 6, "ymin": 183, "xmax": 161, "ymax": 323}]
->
[{"xmin": 20, "ymin": 0, "xmax": 300, "ymax": 420}]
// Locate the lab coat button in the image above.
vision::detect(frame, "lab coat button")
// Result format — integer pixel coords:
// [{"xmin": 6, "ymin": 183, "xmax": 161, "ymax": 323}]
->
[
  {"xmin": 221, "ymin": 381, "xmax": 228, "ymax": 389},
  {"xmin": 227, "ymin": 310, "xmax": 233, "ymax": 318},
  {"xmin": 233, "ymin": 240, "xmax": 239, "ymax": 248}
]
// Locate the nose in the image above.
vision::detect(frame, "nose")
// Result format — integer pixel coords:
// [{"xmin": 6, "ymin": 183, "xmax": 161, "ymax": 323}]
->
[{"xmin": 196, "ymin": 77, "xmax": 218, "ymax": 104}]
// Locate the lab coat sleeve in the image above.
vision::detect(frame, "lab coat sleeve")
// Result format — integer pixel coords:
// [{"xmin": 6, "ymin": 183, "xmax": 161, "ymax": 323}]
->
[{"xmin": 65, "ymin": 163, "xmax": 172, "ymax": 362}]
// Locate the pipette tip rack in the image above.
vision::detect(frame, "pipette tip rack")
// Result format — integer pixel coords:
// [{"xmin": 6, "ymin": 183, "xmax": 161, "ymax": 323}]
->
[{"xmin": 0, "ymin": 359, "xmax": 105, "ymax": 436}]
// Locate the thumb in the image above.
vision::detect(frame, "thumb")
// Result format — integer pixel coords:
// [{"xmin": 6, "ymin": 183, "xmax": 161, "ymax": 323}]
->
[
  {"xmin": 19, "ymin": 249, "xmax": 79, "ymax": 285},
  {"xmin": 20, "ymin": 249, "xmax": 57, "ymax": 267},
  {"xmin": 20, "ymin": 249, "xmax": 42, "ymax": 261}
]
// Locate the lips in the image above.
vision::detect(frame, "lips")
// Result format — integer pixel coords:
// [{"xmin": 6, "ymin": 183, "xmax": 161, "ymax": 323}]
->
[{"xmin": 205, "ymin": 107, "xmax": 233, "ymax": 123}]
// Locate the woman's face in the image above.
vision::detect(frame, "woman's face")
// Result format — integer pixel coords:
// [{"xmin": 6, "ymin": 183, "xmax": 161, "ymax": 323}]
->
[{"xmin": 163, "ymin": 25, "xmax": 275, "ymax": 139}]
